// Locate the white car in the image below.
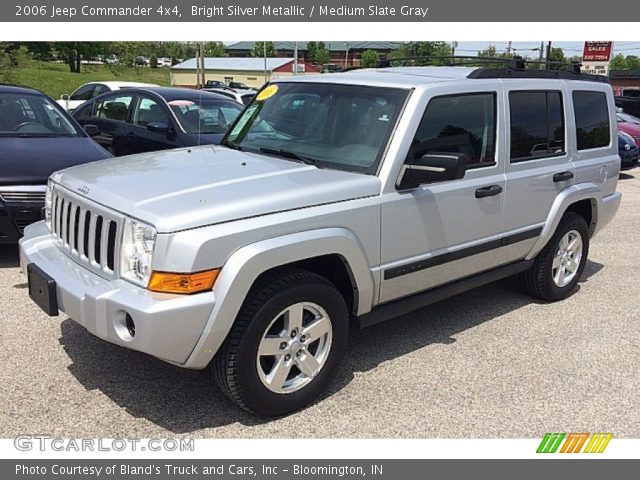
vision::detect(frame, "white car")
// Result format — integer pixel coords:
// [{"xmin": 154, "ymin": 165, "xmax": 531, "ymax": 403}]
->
[
  {"xmin": 56, "ymin": 81, "xmax": 158, "ymax": 112},
  {"xmin": 202, "ymin": 87, "xmax": 255, "ymax": 106}
]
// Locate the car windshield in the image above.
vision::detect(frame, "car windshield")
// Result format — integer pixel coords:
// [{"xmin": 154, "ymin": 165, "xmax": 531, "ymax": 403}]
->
[
  {"xmin": 0, "ymin": 92, "xmax": 79, "ymax": 137},
  {"xmin": 168, "ymin": 98, "xmax": 243, "ymax": 135},
  {"xmin": 224, "ymin": 82, "xmax": 409, "ymax": 174}
]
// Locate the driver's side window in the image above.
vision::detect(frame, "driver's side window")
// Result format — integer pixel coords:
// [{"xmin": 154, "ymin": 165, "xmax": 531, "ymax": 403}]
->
[{"xmin": 410, "ymin": 92, "xmax": 497, "ymax": 168}]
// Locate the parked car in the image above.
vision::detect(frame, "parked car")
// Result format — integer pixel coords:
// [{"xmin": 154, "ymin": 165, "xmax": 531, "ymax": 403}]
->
[
  {"xmin": 203, "ymin": 80, "xmax": 228, "ymax": 89},
  {"xmin": 227, "ymin": 81, "xmax": 255, "ymax": 91},
  {"xmin": 72, "ymin": 87, "xmax": 243, "ymax": 156},
  {"xmin": 617, "ymin": 115, "xmax": 640, "ymax": 146},
  {"xmin": 617, "ymin": 112, "xmax": 640, "ymax": 125},
  {"xmin": 20, "ymin": 65, "xmax": 621, "ymax": 416},
  {"xmin": 134, "ymin": 56, "xmax": 150, "ymax": 66},
  {"xmin": 618, "ymin": 131, "xmax": 639, "ymax": 170},
  {"xmin": 202, "ymin": 87, "xmax": 255, "ymax": 106},
  {"xmin": 57, "ymin": 81, "xmax": 159, "ymax": 113},
  {"xmin": 0, "ymin": 85, "xmax": 110, "ymax": 243}
]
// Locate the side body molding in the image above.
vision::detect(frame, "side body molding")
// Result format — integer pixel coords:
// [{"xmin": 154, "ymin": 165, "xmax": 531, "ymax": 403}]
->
[
  {"xmin": 525, "ymin": 182, "xmax": 601, "ymax": 260},
  {"xmin": 182, "ymin": 228, "xmax": 375, "ymax": 369}
]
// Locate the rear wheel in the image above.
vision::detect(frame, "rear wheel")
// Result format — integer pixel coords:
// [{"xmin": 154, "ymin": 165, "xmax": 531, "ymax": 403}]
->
[
  {"xmin": 522, "ymin": 212, "xmax": 589, "ymax": 301},
  {"xmin": 213, "ymin": 269, "xmax": 349, "ymax": 416}
]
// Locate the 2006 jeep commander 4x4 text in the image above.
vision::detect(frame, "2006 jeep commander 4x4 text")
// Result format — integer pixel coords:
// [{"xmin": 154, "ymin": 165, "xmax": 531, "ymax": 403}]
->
[{"xmin": 20, "ymin": 65, "xmax": 622, "ymax": 416}]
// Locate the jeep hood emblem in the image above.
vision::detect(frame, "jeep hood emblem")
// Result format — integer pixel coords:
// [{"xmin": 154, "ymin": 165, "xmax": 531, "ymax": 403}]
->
[{"xmin": 77, "ymin": 185, "xmax": 90, "ymax": 195}]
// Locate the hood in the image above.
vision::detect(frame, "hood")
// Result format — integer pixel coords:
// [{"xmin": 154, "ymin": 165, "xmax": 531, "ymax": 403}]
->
[
  {"xmin": 52, "ymin": 145, "xmax": 381, "ymax": 232},
  {"xmin": 0, "ymin": 137, "xmax": 111, "ymax": 185},
  {"xmin": 618, "ymin": 121, "xmax": 640, "ymax": 140}
]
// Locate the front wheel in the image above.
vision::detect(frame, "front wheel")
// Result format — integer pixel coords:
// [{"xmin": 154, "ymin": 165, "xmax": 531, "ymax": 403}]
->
[
  {"xmin": 213, "ymin": 269, "xmax": 349, "ymax": 416},
  {"xmin": 522, "ymin": 212, "xmax": 590, "ymax": 301}
]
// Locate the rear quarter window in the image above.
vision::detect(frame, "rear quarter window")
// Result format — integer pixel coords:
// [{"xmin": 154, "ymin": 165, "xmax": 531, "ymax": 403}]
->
[{"xmin": 573, "ymin": 91, "xmax": 610, "ymax": 150}]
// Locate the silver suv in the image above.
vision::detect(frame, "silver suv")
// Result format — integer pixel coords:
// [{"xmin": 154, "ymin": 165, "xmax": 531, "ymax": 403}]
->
[{"xmin": 20, "ymin": 66, "xmax": 622, "ymax": 416}]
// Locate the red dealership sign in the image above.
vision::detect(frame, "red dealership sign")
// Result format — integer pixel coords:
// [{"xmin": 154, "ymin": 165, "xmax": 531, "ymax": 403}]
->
[{"xmin": 583, "ymin": 41, "xmax": 613, "ymax": 62}]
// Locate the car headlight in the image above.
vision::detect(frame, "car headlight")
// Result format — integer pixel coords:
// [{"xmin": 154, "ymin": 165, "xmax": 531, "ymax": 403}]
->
[
  {"xmin": 44, "ymin": 180, "xmax": 53, "ymax": 229},
  {"xmin": 120, "ymin": 218, "xmax": 157, "ymax": 287}
]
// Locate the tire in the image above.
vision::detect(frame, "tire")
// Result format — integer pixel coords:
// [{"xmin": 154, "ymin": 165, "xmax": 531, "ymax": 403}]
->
[
  {"xmin": 522, "ymin": 212, "xmax": 590, "ymax": 301},
  {"xmin": 213, "ymin": 269, "xmax": 349, "ymax": 416}
]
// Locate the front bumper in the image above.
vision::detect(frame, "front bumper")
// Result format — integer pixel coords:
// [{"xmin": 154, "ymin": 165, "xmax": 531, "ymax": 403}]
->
[{"xmin": 19, "ymin": 221, "xmax": 215, "ymax": 366}]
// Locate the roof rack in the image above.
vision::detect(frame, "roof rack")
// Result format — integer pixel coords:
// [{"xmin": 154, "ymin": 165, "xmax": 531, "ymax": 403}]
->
[{"xmin": 369, "ymin": 55, "xmax": 610, "ymax": 83}]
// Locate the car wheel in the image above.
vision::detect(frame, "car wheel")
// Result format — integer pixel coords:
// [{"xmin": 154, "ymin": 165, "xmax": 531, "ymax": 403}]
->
[
  {"xmin": 522, "ymin": 212, "xmax": 589, "ymax": 301},
  {"xmin": 213, "ymin": 269, "xmax": 349, "ymax": 416}
]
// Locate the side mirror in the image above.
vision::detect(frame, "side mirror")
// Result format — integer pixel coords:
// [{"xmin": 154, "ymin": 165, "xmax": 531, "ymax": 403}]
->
[
  {"xmin": 398, "ymin": 152, "xmax": 468, "ymax": 189},
  {"xmin": 83, "ymin": 124, "xmax": 100, "ymax": 137},
  {"xmin": 60, "ymin": 94, "xmax": 70, "ymax": 101},
  {"xmin": 147, "ymin": 122, "xmax": 169, "ymax": 134}
]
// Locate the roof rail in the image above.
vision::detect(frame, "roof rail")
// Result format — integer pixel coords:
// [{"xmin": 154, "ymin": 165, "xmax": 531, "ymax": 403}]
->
[{"xmin": 369, "ymin": 55, "xmax": 609, "ymax": 83}]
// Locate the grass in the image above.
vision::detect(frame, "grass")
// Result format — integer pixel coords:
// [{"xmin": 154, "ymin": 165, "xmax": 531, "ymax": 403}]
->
[{"xmin": 4, "ymin": 62, "xmax": 171, "ymax": 99}]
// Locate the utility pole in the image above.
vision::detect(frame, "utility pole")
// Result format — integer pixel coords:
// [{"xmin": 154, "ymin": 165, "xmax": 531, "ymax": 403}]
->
[
  {"xmin": 451, "ymin": 41, "xmax": 458, "ymax": 64},
  {"xmin": 293, "ymin": 41, "xmax": 298, "ymax": 76},
  {"xmin": 263, "ymin": 42, "xmax": 267, "ymax": 84},
  {"xmin": 507, "ymin": 41, "xmax": 512, "ymax": 55},
  {"xmin": 199, "ymin": 42, "xmax": 205, "ymax": 88},
  {"xmin": 344, "ymin": 42, "xmax": 350, "ymax": 68},
  {"xmin": 546, "ymin": 41, "xmax": 552, "ymax": 69},
  {"xmin": 539, "ymin": 41, "xmax": 544, "ymax": 69}
]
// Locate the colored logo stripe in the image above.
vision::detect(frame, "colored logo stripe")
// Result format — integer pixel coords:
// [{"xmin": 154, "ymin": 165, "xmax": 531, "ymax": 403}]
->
[
  {"xmin": 583, "ymin": 433, "xmax": 613, "ymax": 453},
  {"xmin": 537, "ymin": 433, "xmax": 613, "ymax": 453}
]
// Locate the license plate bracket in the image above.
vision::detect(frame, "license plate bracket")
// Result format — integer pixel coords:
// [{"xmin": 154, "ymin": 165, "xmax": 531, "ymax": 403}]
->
[{"xmin": 27, "ymin": 263, "xmax": 59, "ymax": 316}]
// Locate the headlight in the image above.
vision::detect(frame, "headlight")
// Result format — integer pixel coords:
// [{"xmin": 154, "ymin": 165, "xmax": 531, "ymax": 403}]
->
[
  {"xmin": 44, "ymin": 180, "xmax": 53, "ymax": 229},
  {"xmin": 120, "ymin": 218, "xmax": 157, "ymax": 287}
]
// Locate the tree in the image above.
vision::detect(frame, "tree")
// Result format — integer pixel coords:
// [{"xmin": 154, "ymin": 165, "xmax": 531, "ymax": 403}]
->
[
  {"xmin": 476, "ymin": 45, "xmax": 514, "ymax": 68},
  {"xmin": 251, "ymin": 41, "xmax": 277, "ymax": 57},
  {"xmin": 547, "ymin": 47, "xmax": 566, "ymax": 70},
  {"xmin": 361, "ymin": 50, "xmax": 379, "ymax": 68},
  {"xmin": 626, "ymin": 56, "xmax": 640, "ymax": 70},
  {"xmin": 149, "ymin": 55, "xmax": 158, "ymax": 68},
  {"xmin": 205, "ymin": 41, "xmax": 227, "ymax": 57},
  {"xmin": 388, "ymin": 42, "xmax": 453, "ymax": 66},
  {"xmin": 307, "ymin": 41, "xmax": 330, "ymax": 65},
  {"xmin": 54, "ymin": 42, "xmax": 101, "ymax": 73},
  {"xmin": 609, "ymin": 54, "xmax": 627, "ymax": 71}
]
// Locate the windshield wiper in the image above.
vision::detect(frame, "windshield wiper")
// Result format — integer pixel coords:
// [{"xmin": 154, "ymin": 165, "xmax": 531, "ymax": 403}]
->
[
  {"xmin": 221, "ymin": 139, "xmax": 242, "ymax": 150},
  {"xmin": 259, "ymin": 147, "xmax": 320, "ymax": 167}
]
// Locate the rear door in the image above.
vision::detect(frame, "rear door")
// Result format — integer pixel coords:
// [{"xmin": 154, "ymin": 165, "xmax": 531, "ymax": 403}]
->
[
  {"xmin": 127, "ymin": 94, "xmax": 178, "ymax": 154},
  {"xmin": 501, "ymin": 82, "xmax": 573, "ymax": 259}
]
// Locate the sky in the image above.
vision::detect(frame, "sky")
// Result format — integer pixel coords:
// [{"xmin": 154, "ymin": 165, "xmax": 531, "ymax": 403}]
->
[{"xmin": 447, "ymin": 41, "xmax": 640, "ymax": 57}]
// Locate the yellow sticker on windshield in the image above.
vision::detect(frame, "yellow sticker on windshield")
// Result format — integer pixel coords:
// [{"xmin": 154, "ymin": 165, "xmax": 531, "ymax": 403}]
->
[{"xmin": 256, "ymin": 84, "xmax": 278, "ymax": 101}]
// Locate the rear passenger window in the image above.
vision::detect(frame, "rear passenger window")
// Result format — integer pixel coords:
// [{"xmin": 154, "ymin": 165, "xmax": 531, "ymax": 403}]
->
[
  {"xmin": 509, "ymin": 91, "xmax": 565, "ymax": 162},
  {"xmin": 573, "ymin": 91, "xmax": 610, "ymax": 150},
  {"xmin": 94, "ymin": 95, "xmax": 133, "ymax": 122},
  {"xmin": 411, "ymin": 93, "xmax": 496, "ymax": 167}
]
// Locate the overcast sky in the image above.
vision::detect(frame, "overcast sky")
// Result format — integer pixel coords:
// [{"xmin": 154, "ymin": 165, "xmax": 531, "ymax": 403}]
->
[
  {"xmin": 226, "ymin": 41, "xmax": 640, "ymax": 57},
  {"xmin": 456, "ymin": 41, "xmax": 640, "ymax": 57}
]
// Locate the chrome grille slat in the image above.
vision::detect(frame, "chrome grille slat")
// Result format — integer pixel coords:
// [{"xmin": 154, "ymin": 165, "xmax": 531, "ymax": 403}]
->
[
  {"xmin": 0, "ymin": 191, "xmax": 46, "ymax": 202},
  {"xmin": 49, "ymin": 187, "xmax": 122, "ymax": 278}
]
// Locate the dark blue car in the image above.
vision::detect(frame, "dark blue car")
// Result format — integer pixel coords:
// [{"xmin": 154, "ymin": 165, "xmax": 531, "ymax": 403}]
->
[
  {"xmin": 72, "ymin": 87, "xmax": 243, "ymax": 156},
  {"xmin": 618, "ymin": 131, "xmax": 639, "ymax": 170},
  {"xmin": 0, "ymin": 85, "xmax": 111, "ymax": 243}
]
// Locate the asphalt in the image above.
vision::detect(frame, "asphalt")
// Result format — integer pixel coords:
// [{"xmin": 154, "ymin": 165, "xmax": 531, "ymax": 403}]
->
[{"xmin": 1, "ymin": 172, "xmax": 639, "ymax": 439}]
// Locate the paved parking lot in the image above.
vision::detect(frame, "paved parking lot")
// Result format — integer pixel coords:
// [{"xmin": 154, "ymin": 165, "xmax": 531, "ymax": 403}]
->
[{"xmin": 1, "ymin": 173, "xmax": 639, "ymax": 439}]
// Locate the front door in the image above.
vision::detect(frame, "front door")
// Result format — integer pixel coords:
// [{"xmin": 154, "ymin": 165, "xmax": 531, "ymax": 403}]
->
[{"xmin": 380, "ymin": 91, "xmax": 506, "ymax": 303}]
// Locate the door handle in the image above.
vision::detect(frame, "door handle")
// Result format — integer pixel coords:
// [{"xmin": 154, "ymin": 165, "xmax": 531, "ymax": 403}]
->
[
  {"xmin": 475, "ymin": 185, "xmax": 503, "ymax": 198},
  {"xmin": 553, "ymin": 171, "xmax": 574, "ymax": 182}
]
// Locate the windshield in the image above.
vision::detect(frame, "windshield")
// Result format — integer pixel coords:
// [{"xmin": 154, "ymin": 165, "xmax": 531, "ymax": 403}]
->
[
  {"xmin": 168, "ymin": 98, "xmax": 243, "ymax": 135},
  {"xmin": 0, "ymin": 92, "xmax": 79, "ymax": 137},
  {"xmin": 224, "ymin": 82, "xmax": 409, "ymax": 174}
]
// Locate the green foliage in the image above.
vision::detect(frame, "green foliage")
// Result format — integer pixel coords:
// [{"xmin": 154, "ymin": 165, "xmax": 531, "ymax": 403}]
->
[
  {"xmin": 149, "ymin": 56, "xmax": 158, "ymax": 69},
  {"xmin": 205, "ymin": 41, "xmax": 227, "ymax": 57},
  {"xmin": 251, "ymin": 41, "xmax": 277, "ymax": 57},
  {"xmin": 361, "ymin": 50, "xmax": 380, "ymax": 68},
  {"xmin": 306, "ymin": 41, "xmax": 330, "ymax": 66},
  {"xmin": 2, "ymin": 61, "xmax": 170, "ymax": 99},
  {"xmin": 388, "ymin": 42, "xmax": 453, "ymax": 66}
]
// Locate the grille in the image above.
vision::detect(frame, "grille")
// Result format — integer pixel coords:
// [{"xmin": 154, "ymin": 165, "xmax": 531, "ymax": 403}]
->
[
  {"xmin": 50, "ymin": 188, "xmax": 121, "ymax": 275},
  {"xmin": 15, "ymin": 219, "xmax": 34, "ymax": 234},
  {"xmin": 0, "ymin": 191, "xmax": 46, "ymax": 203}
]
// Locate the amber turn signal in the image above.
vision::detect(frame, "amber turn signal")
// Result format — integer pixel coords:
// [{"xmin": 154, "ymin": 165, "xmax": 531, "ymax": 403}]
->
[{"xmin": 148, "ymin": 269, "xmax": 219, "ymax": 294}]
